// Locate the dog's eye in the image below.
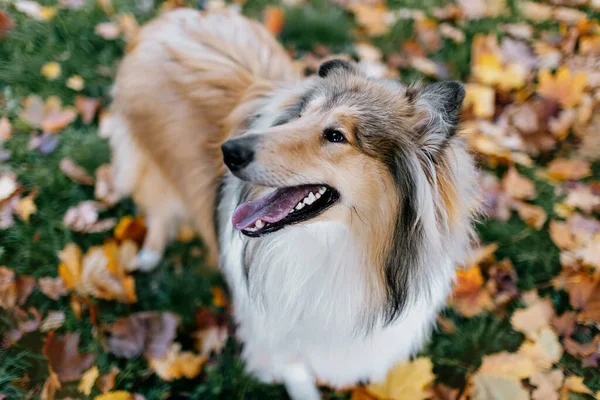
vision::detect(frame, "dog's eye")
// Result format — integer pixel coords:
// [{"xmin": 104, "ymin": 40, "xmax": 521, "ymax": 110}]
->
[{"xmin": 324, "ymin": 128, "xmax": 346, "ymax": 143}]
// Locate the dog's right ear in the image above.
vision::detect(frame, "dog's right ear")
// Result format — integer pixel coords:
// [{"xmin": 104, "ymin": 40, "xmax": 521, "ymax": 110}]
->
[{"xmin": 318, "ymin": 59, "xmax": 356, "ymax": 78}]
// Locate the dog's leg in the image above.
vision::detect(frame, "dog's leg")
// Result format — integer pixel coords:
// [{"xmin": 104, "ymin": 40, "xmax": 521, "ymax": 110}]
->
[
  {"xmin": 133, "ymin": 214, "xmax": 171, "ymax": 272},
  {"xmin": 282, "ymin": 363, "xmax": 321, "ymax": 400}
]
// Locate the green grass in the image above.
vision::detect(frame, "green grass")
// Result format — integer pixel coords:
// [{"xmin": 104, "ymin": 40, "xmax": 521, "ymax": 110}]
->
[{"xmin": 1, "ymin": 0, "xmax": 599, "ymax": 399}]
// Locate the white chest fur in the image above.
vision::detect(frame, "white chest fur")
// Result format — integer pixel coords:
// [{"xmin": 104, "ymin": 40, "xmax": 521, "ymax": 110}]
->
[{"xmin": 217, "ymin": 176, "xmax": 454, "ymax": 390}]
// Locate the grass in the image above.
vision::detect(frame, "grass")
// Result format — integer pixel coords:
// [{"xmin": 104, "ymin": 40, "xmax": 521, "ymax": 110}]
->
[{"xmin": 1, "ymin": 0, "xmax": 599, "ymax": 399}]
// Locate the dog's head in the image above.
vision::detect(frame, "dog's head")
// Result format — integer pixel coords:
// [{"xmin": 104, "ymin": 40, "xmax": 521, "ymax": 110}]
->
[{"xmin": 223, "ymin": 59, "xmax": 478, "ymax": 322}]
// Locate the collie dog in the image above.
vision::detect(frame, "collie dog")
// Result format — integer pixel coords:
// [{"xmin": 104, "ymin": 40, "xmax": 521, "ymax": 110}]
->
[{"xmin": 102, "ymin": 9, "xmax": 480, "ymax": 399}]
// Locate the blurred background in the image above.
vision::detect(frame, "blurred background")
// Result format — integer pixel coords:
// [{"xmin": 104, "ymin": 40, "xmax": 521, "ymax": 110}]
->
[{"xmin": 0, "ymin": 0, "xmax": 599, "ymax": 399}]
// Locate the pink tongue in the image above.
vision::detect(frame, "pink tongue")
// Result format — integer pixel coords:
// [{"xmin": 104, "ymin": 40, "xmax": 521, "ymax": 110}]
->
[{"xmin": 232, "ymin": 186, "xmax": 318, "ymax": 230}]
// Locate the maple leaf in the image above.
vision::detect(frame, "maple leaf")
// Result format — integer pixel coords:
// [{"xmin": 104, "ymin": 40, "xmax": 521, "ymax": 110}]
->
[
  {"xmin": 103, "ymin": 311, "xmax": 179, "ymax": 359},
  {"xmin": 94, "ymin": 391, "xmax": 135, "ymax": 400},
  {"xmin": 15, "ymin": 192, "xmax": 37, "ymax": 222},
  {"xmin": 366, "ymin": 357, "xmax": 434, "ymax": 400},
  {"xmin": 148, "ymin": 343, "xmax": 207, "ymax": 381},
  {"xmin": 97, "ymin": 367, "xmax": 120, "ymax": 394},
  {"xmin": 63, "ymin": 200, "xmax": 116, "ymax": 233},
  {"xmin": 40, "ymin": 368, "xmax": 61, "ymax": 400},
  {"xmin": 43, "ymin": 332, "xmax": 96, "ymax": 383},
  {"xmin": 502, "ymin": 167, "xmax": 536, "ymax": 200},
  {"xmin": 513, "ymin": 201, "xmax": 547, "ymax": 230},
  {"xmin": 40, "ymin": 311, "xmax": 65, "ymax": 332},
  {"xmin": 349, "ymin": 4, "xmax": 391, "ymax": 37},
  {"xmin": 263, "ymin": 6, "xmax": 285, "ymax": 35},
  {"xmin": 517, "ymin": 326, "xmax": 563, "ymax": 369},
  {"xmin": 464, "ymin": 84, "xmax": 495, "ymax": 118},
  {"xmin": 537, "ymin": 66, "xmax": 587, "ymax": 108},
  {"xmin": 75, "ymin": 96, "xmax": 101, "ymax": 125},
  {"xmin": 470, "ymin": 374, "xmax": 529, "ymax": 400},
  {"xmin": 114, "ymin": 215, "xmax": 146, "ymax": 245},
  {"xmin": 578, "ymin": 278, "xmax": 600, "ymax": 324},
  {"xmin": 549, "ymin": 221, "xmax": 578, "ymax": 250},
  {"xmin": 510, "ymin": 292, "xmax": 555, "ymax": 339},
  {"xmin": 60, "ymin": 158, "xmax": 95, "ymax": 185},
  {"xmin": 449, "ymin": 265, "xmax": 494, "ymax": 317},
  {"xmin": 0, "ymin": 267, "xmax": 35, "ymax": 309},
  {"xmin": 546, "ymin": 158, "xmax": 592, "ymax": 181},
  {"xmin": 78, "ymin": 365, "xmax": 99, "ymax": 395},
  {"xmin": 562, "ymin": 376, "xmax": 593, "ymax": 396},
  {"xmin": 38, "ymin": 277, "xmax": 68, "ymax": 300},
  {"xmin": 530, "ymin": 369, "xmax": 564, "ymax": 400}
]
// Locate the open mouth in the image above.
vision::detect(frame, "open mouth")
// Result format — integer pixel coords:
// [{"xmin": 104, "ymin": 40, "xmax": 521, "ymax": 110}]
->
[{"xmin": 232, "ymin": 185, "xmax": 339, "ymax": 237}]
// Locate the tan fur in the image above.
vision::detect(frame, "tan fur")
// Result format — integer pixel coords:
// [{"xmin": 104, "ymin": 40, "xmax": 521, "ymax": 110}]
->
[{"xmin": 104, "ymin": 9, "xmax": 299, "ymax": 266}]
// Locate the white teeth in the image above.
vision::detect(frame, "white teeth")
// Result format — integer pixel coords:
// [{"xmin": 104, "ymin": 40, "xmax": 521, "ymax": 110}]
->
[
  {"xmin": 296, "ymin": 202, "xmax": 305, "ymax": 210},
  {"xmin": 315, "ymin": 193, "xmax": 321, "ymax": 199},
  {"xmin": 319, "ymin": 187, "xmax": 326, "ymax": 195},
  {"xmin": 306, "ymin": 192, "xmax": 316, "ymax": 205},
  {"xmin": 245, "ymin": 227, "xmax": 257, "ymax": 232},
  {"xmin": 255, "ymin": 219, "xmax": 265, "ymax": 228}
]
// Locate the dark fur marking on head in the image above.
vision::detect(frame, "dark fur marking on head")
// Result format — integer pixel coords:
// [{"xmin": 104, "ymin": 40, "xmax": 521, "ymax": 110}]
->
[
  {"xmin": 271, "ymin": 89, "xmax": 316, "ymax": 127},
  {"xmin": 318, "ymin": 59, "xmax": 355, "ymax": 78}
]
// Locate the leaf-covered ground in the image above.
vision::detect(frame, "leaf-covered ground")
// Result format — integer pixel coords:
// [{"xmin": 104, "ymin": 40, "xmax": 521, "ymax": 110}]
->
[{"xmin": 1, "ymin": 0, "xmax": 600, "ymax": 399}]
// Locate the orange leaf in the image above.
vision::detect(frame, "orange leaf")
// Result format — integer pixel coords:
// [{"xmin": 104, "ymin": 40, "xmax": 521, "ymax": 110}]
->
[
  {"xmin": 546, "ymin": 158, "xmax": 591, "ymax": 181},
  {"xmin": 263, "ymin": 6, "xmax": 285, "ymax": 36},
  {"xmin": 537, "ymin": 66, "xmax": 587, "ymax": 108}
]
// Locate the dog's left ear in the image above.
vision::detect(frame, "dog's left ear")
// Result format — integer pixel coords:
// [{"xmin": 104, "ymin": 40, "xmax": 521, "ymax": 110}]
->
[
  {"xmin": 318, "ymin": 59, "xmax": 356, "ymax": 78},
  {"xmin": 408, "ymin": 81, "xmax": 465, "ymax": 154}
]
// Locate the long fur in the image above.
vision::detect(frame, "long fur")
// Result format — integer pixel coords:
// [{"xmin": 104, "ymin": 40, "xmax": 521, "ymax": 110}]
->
[{"xmin": 105, "ymin": 9, "xmax": 480, "ymax": 399}]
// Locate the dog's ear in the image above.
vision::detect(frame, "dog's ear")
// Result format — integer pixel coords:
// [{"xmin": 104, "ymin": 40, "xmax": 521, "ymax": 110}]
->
[
  {"xmin": 318, "ymin": 59, "xmax": 356, "ymax": 78},
  {"xmin": 407, "ymin": 81, "xmax": 465, "ymax": 154}
]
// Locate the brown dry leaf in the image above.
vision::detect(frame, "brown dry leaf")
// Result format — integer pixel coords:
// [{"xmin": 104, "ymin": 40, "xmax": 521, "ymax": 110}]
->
[
  {"xmin": 0, "ymin": 117, "xmax": 12, "ymax": 142},
  {"xmin": 517, "ymin": 326, "xmax": 563, "ymax": 369},
  {"xmin": 450, "ymin": 265, "xmax": 494, "ymax": 317},
  {"xmin": 546, "ymin": 158, "xmax": 591, "ymax": 181},
  {"xmin": 263, "ymin": 6, "xmax": 285, "ymax": 36},
  {"xmin": 148, "ymin": 343, "xmax": 207, "ymax": 381},
  {"xmin": 349, "ymin": 4, "xmax": 391, "ymax": 37},
  {"xmin": 75, "ymin": 96, "xmax": 101, "ymax": 124},
  {"xmin": 114, "ymin": 215, "xmax": 146, "ymax": 245},
  {"xmin": 549, "ymin": 221, "xmax": 577, "ymax": 250},
  {"xmin": 513, "ymin": 201, "xmax": 547, "ymax": 230},
  {"xmin": 537, "ymin": 66, "xmax": 588, "ymax": 108},
  {"xmin": 578, "ymin": 279, "xmax": 600, "ymax": 324},
  {"xmin": 38, "ymin": 277, "xmax": 68, "ymax": 300},
  {"xmin": 43, "ymin": 331, "xmax": 96, "ymax": 383},
  {"xmin": 194, "ymin": 325, "xmax": 228, "ymax": 357},
  {"xmin": 58, "ymin": 242, "xmax": 138, "ymax": 303},
  {"xmin": 0, "ymin": 268, "xmax": 35, "ymax": 309},
  {"xmin": 0, "ymin": 11, "xmax": 14, "ymax": 38},
  {"xmin": 78, "ymin": 365, "xmax": 100, "ymax": 396},
  {"xmin": 95, "ymin": 164, "xmax": 120, "ymax": 206},
  {"xmin": 366, "ymin": 357, "xmax": 434, "ymax": 400},
  {"xmin": 502, "ymin": 167, "xmax": 536, "ymax": 200},
  {"xmin": 97, "ymin": 366, "xmax": 120, "ymax": 393},
  {"xmin": 40, "ymin": 368, "xmax": 61, "ymax": 400},
  {"xmin": 22, "ymin": 96, "xmax": 79, "ymax": 134},
  {"xmin": 60, "ymin": 158, "xmax": 95, "ymax": 185},
  {"xmin": 562, "ymin": 376, "xmax": 593, "ymax": 395},
  {"xmin": 530, "ymin": 369, "xmax": 564, "ymax": 400},
  {"xmin": 103, "ymin": 311, "xmax": 179, "ymax": 359},
  {"xmin": 63, "ymin": 200, "xmax": 116, "ymax": 233},
  {"xmin": 510, "ymin": 292, "xmax": 555, "ymax": 339},
  {"xmin": 40, "ymin": 311, "xmax": 66, "ymax": 332},
  {"xmin": 436, "ymin": 315, "xmax": 456, "ymax": 334},
  {"xmin": 552, "ymin": 311, "xmax": 577, "ymax": 337}
]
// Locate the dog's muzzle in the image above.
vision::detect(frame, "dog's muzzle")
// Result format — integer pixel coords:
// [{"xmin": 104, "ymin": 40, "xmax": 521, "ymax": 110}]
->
[{"xmin": 221, "ymin": 135, "xmax": 257, "ymax": 172}]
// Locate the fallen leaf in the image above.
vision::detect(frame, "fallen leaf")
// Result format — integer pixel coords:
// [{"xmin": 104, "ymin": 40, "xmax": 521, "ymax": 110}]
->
[
  {"xmin": 2, "ymin": 307, "xmax": 41, "ymax": 346},
  {"xmin": 464, "ymin": 83, "xmax": 495, "ymax": 118},
  {"xmin": 67, "ymin": 75, "xmax": 85, "ymax": 91},
  {"xmin": 94, "ymin": 392, "xmax": 134, "ymax": 400},
  {"xmin": 103, "ymin": 312, "xmax": 179, "ymax": 359},
  {"xmin": 518, "ymin": 326, "xmax": 563, "ymax": 369},
  {"xmin": 0, "ymin": 117, "xmax": 12, "ymax": 141},
  {"xmin": 38, "ymin": 277, "xmax": 68, "ymax": 300},
  {"xmin": 148, "ymin": 343, "xmax": 206, "ymax": 381},
  {"xmin": 510, "ymin": 292, "xmax": 555, "ymax": 339},
  {"xmin": 450, "ymin": 265, "xmax": 494, "ymax": 317},
  {"xmin": 578, "ymin": 279, "xmax": 600, "ymax": 324},
  {"xmin": 549, "ymin": 220, "xmax": 577, "ymax": 250},
  {"xmin": 0, "ymin": 11, "xmax": 14, "ymax": 38},
  {"xmin": 117, "ymin": 13, "xmax": 138, "ymax": 42},
  {"xmin": 513, "ymin": 201, "xmax": 547, "ymax": 229},
  {"xmin": 40, "ymin": 368, "xmax": 61, "ymax": 400},
  {"xmin": 530, "ymin": 369, "xmax": 564, "ymax": 400},
  {"xmin": 43, "ymin": 332, "xmax": 96, "ymax": 383},
  {"xmin": 0, "ymin": 173, "xmax": 18, "ymax": 201},
  {"xmin": 41, "ymin": 62, "xmax": 61, "ymax": 80},
  {"xmin": 366, "ymin": 357, "xmax": 434, "ymax": 400},
  {"xmin": 97, "ymin": 367, "xmax": 120, "ymax": 393},
  {"xmin": 78, "ymin": 366, "xmax": 99, "ymax": 396},
  {"xmin": 40, "ymin": 311, "xmax": 66, "ymax": 332},
  {"xmin": 75, "ymin": 96, "xmax": 100, "ymax": 124},
  {"xmin": 546, "ymin": 158, "xmax": 591, "ymax": 181},
  {"xmin": 349, "ymin": 4, "xmax": 392, "ymax": 36},
  {"xmin": 15, "ymin": 192, "xmax": 36, "ymax": 222},
  {"xmin": 95, "ymin": 22, "xmax": 120, "ymax": 40},
  {"xmin": 537, "ymin": 66, "xmax": 587, "ymax": 108},
  {"xmin": 114, "ymin": 216, "xmax": 146, "ymax": 244},
  {"xmin": 194, "ymin": 325, "xmax": 228, "ymax": 357},
  {"xmin": 562, "ymin": 376, "xmax": 593, "ymax": 395},
  {"xmin": 564, "ymin": 185, "xmax": 600, "ymax": 213},
  {"xmin": 263, "ymin": 6, "xmax": 285, "ymax": 35},
  {"xmin": 503, "ymin": 167, "xmax": 536, "ymax": 200},
  {"xmin": 15, "ymin": 1, "xmax": 55, "ymax": 20},
  {"xmin": 478, "ymin": 351, "xmax": 537, "ymax": 380},
  {"xmin": 0, "ymin": 268, "xmax": 35, "ymax": 309},
  {"xmin": 63, "ymin": 200, "xmax": 116, "ymax": 233},
  {"xmin": 470, "ymin": 374, "xmax": 529, "ymax": 400},
  {"xmin": 551, "ymin": 311, "xmax": 577, "ymax": 337},
  {"xmin": 60, "ymin": 158, "xmax": 94, "ymax": 185}
]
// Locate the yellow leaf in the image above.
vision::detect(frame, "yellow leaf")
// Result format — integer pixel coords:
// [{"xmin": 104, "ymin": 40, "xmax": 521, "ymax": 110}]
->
[
  {"xmin": 510, "ymin": 295, "xmax": 554, "ymax": 339},
  {"xmin": 41, "ymin": 62, "xmax": 61, "ymax": 80},
  {"xmin": 148, "ymin": 343, "xmax": 206, "ymax": 381},
  {"xmin": 478, "ymin": 352, "xmax": 537, "ymax": 381},
  {"xmin": 263, "ymin": 6, "xmax": 285, "ymax": 35},
  {"xmin": 211, "ymin": 287, "xmax": 228, "ymax": 308},
  {"xmin": 546, "ymin": 158, "xmax": 591, "ymax": 181},
  {"xmin": 94, "ymin": 391, "xmax": 134, "ymax": 400},
  {"xmin": 58, "ymin": 243, "xmax": 82, "ymax": 290},
  {"xmin": 349, "ymin": 4, "xmax": 391, "ymax": 36},
  {"xmin": 67, "ymin": 75, "xmax": 85, "ymax": 91},
  {"xmin": 16, "ymin": 194, "xmax": 37, "ymax": 222},
  {"xmin": 78, "ymin": 366, "xmax": 99, "ymax": 395},
  {"xmin": 562, "ymin": 376, "xmax": 592, "ymax": 395},
  {"xmin": 40, "ymin": 6, "xmax": 56, "ymax": 20},
  {"xmin": 513, "ymin": 201, "xmax": 547, "ymax": 230},
  {"xmin": 471, "ymin": 374, "xmax": 529, "ymax": 400},
  {"xmin": 518, "ymin": 327, "xmax": 563, "ymax": 369},
  {"xmin": 537, "ymin": 66, "xmax": 587, "ymax": 108},
  {"xmin": 464, "ymin": 84, "xmax": 495, "ymax": 118},
  {"xmin": 366, "ymin": 357, "xmax": 434, "ymax": 400}
]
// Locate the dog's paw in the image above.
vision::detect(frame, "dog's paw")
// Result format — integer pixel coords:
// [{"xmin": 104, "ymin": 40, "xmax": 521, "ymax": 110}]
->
[{"xmin": 131, "ymin": 249, "xmax": 162, "ymax": 272}]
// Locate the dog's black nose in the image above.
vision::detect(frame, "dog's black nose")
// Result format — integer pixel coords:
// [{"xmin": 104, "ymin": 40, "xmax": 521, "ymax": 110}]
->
[{"xmin": 222, "ymin": 139, "xmax": 254, "ymax": 172}]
